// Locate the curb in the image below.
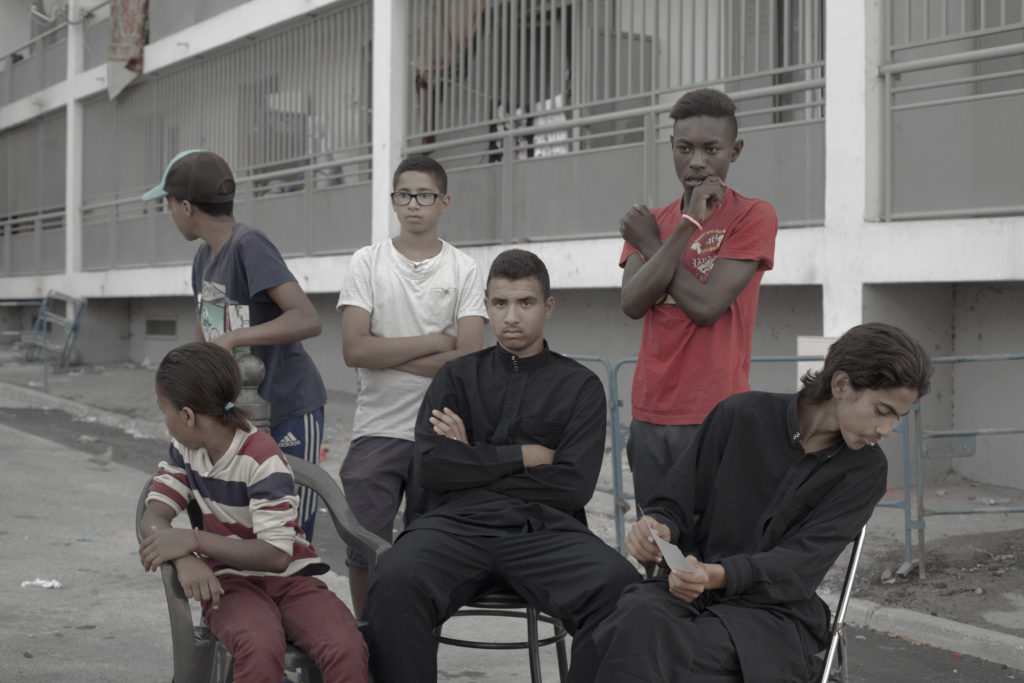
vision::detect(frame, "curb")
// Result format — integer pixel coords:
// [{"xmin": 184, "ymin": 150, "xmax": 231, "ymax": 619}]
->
[
  {"xmin": 0, "ymin": 379, "xmax": 167, "ymax": 441},
  {"xmin": 846, "ymin": 597, "xmax": 1024, "ymax": 671}
]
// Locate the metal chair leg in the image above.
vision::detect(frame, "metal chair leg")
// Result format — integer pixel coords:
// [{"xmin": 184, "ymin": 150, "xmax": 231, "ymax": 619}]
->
[
  {"xmin": 554, "ymin": 620, "xmax": 569, "ymax": 683},
  {"xmin": 527, "ymin": 605, "xmax": 543, "ymax": 683}
]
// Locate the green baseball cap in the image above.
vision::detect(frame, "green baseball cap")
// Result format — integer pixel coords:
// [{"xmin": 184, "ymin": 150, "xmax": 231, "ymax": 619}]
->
[{"xmin": 142, "ymin": 149, "xmax": 235, "ymax": 203}]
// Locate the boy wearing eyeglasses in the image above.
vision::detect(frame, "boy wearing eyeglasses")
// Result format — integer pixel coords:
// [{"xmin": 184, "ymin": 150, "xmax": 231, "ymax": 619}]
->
[{"xmin": 337, "ymin": 154, "xmax": 487, "ymax": 617}]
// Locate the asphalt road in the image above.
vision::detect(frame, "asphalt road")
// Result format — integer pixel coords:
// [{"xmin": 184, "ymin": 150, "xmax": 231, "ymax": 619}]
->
[
  {"xmin": 842, "ymin": 627, "xmax": 1022, "ymax": 682},
  {"xmin": 2, "ymin": 404, "xmax": 1022, "ymax": 682},
  {"xmin": 0, "ymin": 405, "xmax": 352, "ymax": 573}
]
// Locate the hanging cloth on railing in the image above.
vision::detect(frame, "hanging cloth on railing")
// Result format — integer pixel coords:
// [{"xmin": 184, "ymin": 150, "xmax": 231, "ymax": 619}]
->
[{"xmin": 107, "ymin": 0, "xmax": 148, "ymax": 100}]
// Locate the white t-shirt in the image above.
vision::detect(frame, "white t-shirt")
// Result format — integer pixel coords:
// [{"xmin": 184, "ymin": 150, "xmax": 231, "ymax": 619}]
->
[{"xmin": 337, "ymin": 239, "xmax": 487, "ymax": 441}]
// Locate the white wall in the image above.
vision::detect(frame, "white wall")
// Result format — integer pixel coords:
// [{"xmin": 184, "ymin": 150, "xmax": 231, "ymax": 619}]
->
[
  {"xmin": 126, "ymin": 296, "xmax": 193, "ymax": 365},
  {"xmin": 74, "ymin": 297, "xmax": 132, "ymax": 364}
]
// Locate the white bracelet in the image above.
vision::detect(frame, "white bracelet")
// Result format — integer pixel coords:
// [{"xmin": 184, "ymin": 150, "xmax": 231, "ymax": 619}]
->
[{"xmin": 680, "ymin": 213, "xmax": 702, "ymax": 231}]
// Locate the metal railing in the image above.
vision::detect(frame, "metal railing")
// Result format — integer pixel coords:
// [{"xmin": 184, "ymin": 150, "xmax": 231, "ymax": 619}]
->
[
  {"xmin": 0, "ymin": 108, "xmax": 68, "ymax": 276},
  {"xmin": 79, "ymin": 148, "xmax": 373, "ymax": 270},
  {"xmin": 408, "ymin": 72, "xmax": 825, "ymax": 247},
  {"xmin": 408, "ymin": 0, "xmax": 825, "ymax": 138},
  {"xmin": 0, "ymin": 20, "xmax": 68, "ymax": 107},
  {"xmin": 912, "ymin": 352, "xmax": 1024, "ymax": 577},
  {"xmin": 880, "ymin": 1, "xmax": 1024, "ymax": 220},
  {"xmin": 408, "ymin": 0, "xmax": 826, "ymax": 243},
  {"xmin": 0, "ymin": 207, "xmax": 66, "ymax": 277}
]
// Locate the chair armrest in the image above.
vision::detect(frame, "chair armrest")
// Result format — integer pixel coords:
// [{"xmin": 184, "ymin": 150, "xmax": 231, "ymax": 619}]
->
[
  {"xmin": 288, "ymin": 456, "xmax": 392, "ymax": 580},
  {"xmin": 135, "ymin": 478, "xmax": 151, "ymax": 545}
]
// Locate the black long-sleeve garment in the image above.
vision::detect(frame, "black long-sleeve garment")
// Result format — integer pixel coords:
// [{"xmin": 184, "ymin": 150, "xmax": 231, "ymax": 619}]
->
[
  {"xmin": 409, "ymin": 342, "xmax": 607, "ymax": 536},
  {"xmin": 645, "ymin": 391, "xmax": 887, "ymax": 679}
]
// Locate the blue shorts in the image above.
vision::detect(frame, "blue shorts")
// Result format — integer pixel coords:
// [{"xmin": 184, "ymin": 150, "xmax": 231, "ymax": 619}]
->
[{"xmin": 271, "ymin": 407, "xmax": 324, "ymax": 540}]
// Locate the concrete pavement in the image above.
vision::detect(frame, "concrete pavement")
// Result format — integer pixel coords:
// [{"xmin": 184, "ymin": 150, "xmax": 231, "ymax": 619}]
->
[
  {"xmin": 0, "ymin": 389, "xmax": 572, "ymax": 682},
  {"xmin": 4, "ymin": 354, "xmax": 1024, "ymax": 679}
]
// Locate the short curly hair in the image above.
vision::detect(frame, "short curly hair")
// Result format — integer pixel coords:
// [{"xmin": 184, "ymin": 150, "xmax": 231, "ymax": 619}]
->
[
  {"xmin": 486, "ymin": 249, "xmax": 550, "ymax": 299},
  {"xmin": 669, "ymin": 88, "xmax": 739, "ymax": 140}
]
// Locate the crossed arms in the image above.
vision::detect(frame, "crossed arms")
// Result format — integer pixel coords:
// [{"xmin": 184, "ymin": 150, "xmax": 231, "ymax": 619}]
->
[
  {"xmin": 139, "ymin": 500, "xmax": 290, "ymax": 609},
  {"xmin": 415, "ymin": 362, "xmax": 607, "ymax": 512},
  {"xmin": 341, "ymin": 305, "xmax": 485, "ymax": 378},
  {"xmin": 619, "ymin": 204, "xmax": 758, "ymax": 325}
]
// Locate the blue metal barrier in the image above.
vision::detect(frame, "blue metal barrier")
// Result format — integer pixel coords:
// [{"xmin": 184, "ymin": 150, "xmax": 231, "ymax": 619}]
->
[
  {"xmin": 912, "ymin": 353, "xmax": 1024, "ymax": 578},
  {"xmin": 569, "ymin": 355, "xmax": 631, "ymax": 553}
]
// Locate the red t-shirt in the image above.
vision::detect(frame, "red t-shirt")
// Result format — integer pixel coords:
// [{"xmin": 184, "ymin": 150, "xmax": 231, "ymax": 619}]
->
[{"xmin": 619, "ymin": 187, "xmax": 777, "ymax": 425}]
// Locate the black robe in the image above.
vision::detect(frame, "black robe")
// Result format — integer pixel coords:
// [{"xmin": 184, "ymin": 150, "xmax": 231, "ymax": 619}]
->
[
  {"xmin": 366, "ymin": 342, "xmax": 640, "ymax": 683},
  {"xmin": 411, "ymin": 341, "xmax": 607, "ymax": 534},
  {"xmin": 596, "ymin": 391, "xmax": 887, "ymax": 682}
]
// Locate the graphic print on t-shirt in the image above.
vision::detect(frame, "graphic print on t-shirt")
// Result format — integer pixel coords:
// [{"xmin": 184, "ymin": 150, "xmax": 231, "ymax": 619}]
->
[
  {"xmin": 199, "ymin": 280, "xmax": 251, "ymax": 355},
  {"xmin": 689, "ymin": 228, "xmax": 726, "ymax": 282}
]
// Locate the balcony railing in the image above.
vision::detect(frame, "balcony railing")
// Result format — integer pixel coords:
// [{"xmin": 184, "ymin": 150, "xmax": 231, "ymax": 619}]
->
[
  {"xmin": 0, "ymin": 23, "xmax": 68, "ymax": 107},
  {"xmin": 407, "ymin": 0, "xmax": 826, "ymax": 243},
  {"xmin": 79, "ymin": 149, "xmax": 372, "ymax": 270},
  {"xmin": 881, "ymin": 0, "xmax": 1024, "ymax": 220},
  {"xmin": 0, "ymin": 208, "xmax": 65, "ymax": 277}
]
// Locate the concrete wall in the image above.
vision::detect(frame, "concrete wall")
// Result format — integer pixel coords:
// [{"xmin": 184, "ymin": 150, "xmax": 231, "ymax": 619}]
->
[
  {"xmin": 863, "ymin": 283, "xmax": 957, "ymax": 487},
  {"xmin": 861, "ymin": 282, "xmax": 1024, "ymax": 489},
  {"xmin": 126, "ymin": 297, "xmax": 193, "ymax": 366},
  {"xmin": 749, "ymin": 285, "xmax": 823, "ymax": 394},
  {"xmin": 948, "ymin": 282, "xmax": 1024, "ymax": 487},
  {"xmin": 73, "ymin": 297, "xmax": 131, "ymax": 364}
]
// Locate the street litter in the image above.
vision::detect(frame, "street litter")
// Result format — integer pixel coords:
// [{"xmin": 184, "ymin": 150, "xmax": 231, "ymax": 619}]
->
[
  {"xmin": 75, "ymin": 434, "xmax": 100, "ymax": 443},
  {"xmin": 88, "ymin": 446, "xmax": 113, "ymax": 467},
  {"xmin": 21, "ymin": 578, "xmax": 62, "ymax": 589}
]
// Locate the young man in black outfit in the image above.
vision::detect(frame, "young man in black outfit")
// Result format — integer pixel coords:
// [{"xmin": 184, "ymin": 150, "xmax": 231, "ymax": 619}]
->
[
  {"xmin": 592, "ymin": 322, "xmax": 934, "ymax": 683},
  {"xmin": 364, "ymin": 249, "xmax": 640, "ymax": 683}
]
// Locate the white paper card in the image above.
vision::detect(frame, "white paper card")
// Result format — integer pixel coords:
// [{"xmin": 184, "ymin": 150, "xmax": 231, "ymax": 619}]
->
[
  {"xmin": 638, "ymin": 505, "xmax": 700, "ymax": 574},
  {"xmin": 650, "ymin": 530, "xmax": 700, "ymax": 574}
]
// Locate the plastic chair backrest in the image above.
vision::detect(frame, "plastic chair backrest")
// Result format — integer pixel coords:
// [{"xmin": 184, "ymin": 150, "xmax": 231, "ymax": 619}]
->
[{"xmin": 135, "ymin": 455, "xmax": 391, "ymax": 681}]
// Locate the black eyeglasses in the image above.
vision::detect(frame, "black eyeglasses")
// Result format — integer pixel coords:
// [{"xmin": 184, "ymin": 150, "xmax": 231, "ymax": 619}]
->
[{"xmin": 391, "ymin": 191, "xmax": 444, "ymax": 207}]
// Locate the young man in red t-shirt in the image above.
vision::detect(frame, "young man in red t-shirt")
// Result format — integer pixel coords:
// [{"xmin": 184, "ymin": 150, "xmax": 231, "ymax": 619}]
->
[{"xmin": 619, "ymin": 88, "xmax": 778, "ymax": 509}]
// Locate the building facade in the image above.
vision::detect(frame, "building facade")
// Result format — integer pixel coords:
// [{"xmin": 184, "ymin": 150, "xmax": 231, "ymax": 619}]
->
[{"xmin": 1, "ymin": 0, "xmax": 1023, "ymax": 487}]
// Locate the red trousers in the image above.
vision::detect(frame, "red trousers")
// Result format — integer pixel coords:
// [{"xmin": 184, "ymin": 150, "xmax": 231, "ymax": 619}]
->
[{"xmin": 204, "ymin": 574, "xmax": 367, "ymax": 683}]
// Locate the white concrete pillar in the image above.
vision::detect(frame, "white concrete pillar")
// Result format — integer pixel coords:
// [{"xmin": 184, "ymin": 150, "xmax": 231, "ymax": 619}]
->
[
  {"xmin": 64, "ymin": 0, "xmax": 83, "ymax": 275},
  {"xmin": 371, "ymin": 0, "xmax": 408, "ymax": 243},
  {"xmin": 821, "ymin": 0, "xmax": 884, "ymax": 336}
]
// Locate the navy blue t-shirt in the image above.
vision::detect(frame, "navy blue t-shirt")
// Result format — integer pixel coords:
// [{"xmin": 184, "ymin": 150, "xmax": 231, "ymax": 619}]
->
[{"xmin": 191, "ymin": 223, "xmax": 326, "ymax": 426}]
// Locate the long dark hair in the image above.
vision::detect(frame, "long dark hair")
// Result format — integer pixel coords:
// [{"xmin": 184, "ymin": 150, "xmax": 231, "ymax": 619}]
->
[
  {"xmin": 156, "ymin": 342, "xmax": 252, "ymax": 431},
  {"xmin": 799, "ymin": 323, "xmax": 933, "ymax": 403}
]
